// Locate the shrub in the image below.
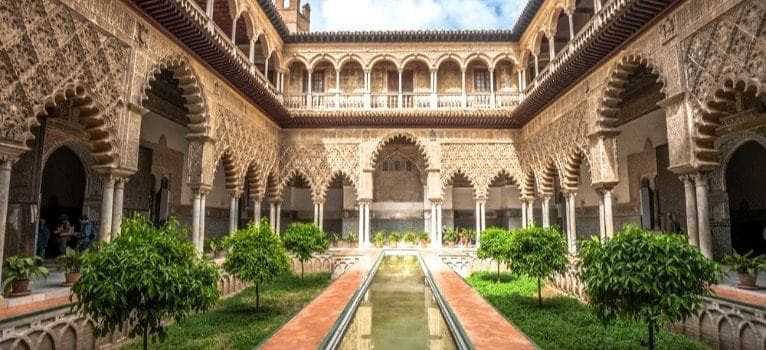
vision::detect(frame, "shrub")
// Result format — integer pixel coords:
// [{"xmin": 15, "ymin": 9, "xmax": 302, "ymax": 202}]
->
[
  {"xmin": 507, "ymin": 226, "xmax": 568, "ymax": 306},
  {"xmin": 345, "ymin": 232, "xmax": 358, "ymax": 245},
  {"xmin": 283, "ymin": 222, "xmax": 329, "ymax": 280},
  {"xmin": 224, "ymin": 219, "xmax": 291, "ymax": 310},
  {"xmin": 73, "ymin": 216, "xmax": 220, "ymax": 350},
  {"xmin": 578, "ymin": 225, "xmax": 721, "ymax": 350},
  {"xmin": 476, "ymin": 227, "xmax": 512, "ymax": 282},
  {"xmin": 418, "ymin": 231, "xmax": 429, "ymax": 246},
  {"xmin": 722, "ymin": 250, "xmax": 766, "ymax": 276}
]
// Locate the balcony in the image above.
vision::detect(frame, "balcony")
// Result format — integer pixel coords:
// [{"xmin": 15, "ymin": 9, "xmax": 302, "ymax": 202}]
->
[{"xmin": 283, "ymin": 91, "xmax": 521, "ymax": 110}]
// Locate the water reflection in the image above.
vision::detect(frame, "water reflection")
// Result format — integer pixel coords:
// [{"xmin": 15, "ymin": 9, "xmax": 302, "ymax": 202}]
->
[{"xmin": 339, "ymin": 255, "xmax": 457, "ymax": 350}]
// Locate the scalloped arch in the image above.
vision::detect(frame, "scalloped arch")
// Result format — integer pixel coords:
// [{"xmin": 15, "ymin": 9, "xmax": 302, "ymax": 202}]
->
[{"xmin": 368, "ymin": 132, "xmax": 432, "ymax": 170}]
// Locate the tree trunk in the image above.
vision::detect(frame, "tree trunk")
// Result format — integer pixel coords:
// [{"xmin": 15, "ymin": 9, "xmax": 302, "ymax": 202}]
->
[
  {"xmin": 143, "ymin": 326, "xmax": 148, "ymax": 350},
  {"xmin": 648, "ymin": 320, "xmax": 655, "ymax": 350},
  {"xmin": 301, "ymin": 261, "xmax": 304, "ymax": 280},
  {"xmin": 256, "ymin": 282, "xmax": 260, "ymax": 311},
  {"xmin": 537, "ymin": 277, "xmax": 542, "ymax": 307}
]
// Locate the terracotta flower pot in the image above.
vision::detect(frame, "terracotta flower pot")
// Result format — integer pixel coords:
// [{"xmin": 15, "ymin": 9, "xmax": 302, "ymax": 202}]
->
[
  {"xmin": 10, "ymin": 279, "xmax": 32, "ymax": 297},
  {"xmin": 737, "ymin": 271, "xmax": 759, "ymax": 290},
  {"xmin": 64, "ymin": 272, "xmax": 81, "ymax": 287},
  {"xmin": 214, "ymin": 250, "xmax": 226, "ymax": 259}
]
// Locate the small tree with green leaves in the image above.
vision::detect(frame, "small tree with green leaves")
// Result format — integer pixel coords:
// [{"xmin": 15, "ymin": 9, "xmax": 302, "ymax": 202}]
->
[
  {"xmin": 477, "ymin": 227, "xmax": 512, "ymax": 282},
  {"xmin": 72, "ymin": 215, "xmax": 220, "ymax": 350},
  {"xmin": 283, "ymin": 222, "xmax": 329, "ymax": 280},
  {"xmin": 224, "ymin": 219, "xmax": 291, "ymax": 310},
  {"xmin": 578, "ymin": 225, "xmax": 721, "ymax": 350},
  {"xmin": 507, "ymin": 226, "xmax": 568, "ymax": 306}
]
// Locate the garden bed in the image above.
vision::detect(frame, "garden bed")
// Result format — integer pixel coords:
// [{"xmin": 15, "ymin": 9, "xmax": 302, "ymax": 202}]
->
[
  {"xmin": 466, "ymin": 272, "xmax": 707, "ymax": 350},
  {"xmin": 121, "ymin": 273, "xmax": 331, "ymax": 350}
]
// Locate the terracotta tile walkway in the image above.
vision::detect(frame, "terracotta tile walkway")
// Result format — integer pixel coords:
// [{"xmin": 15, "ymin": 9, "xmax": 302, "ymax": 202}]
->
[
  {"xmin": 259, "ymin": 251, "xmax": 379, "ymax": 350},
  {"xmin": 422, "ymin": 253, "xmax": 538, "ymax": 350}
]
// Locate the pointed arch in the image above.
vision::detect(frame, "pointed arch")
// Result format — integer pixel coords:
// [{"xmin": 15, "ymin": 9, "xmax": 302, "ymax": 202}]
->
[
  {"xmin": 141, "ymin": 55, "xmax": 210, "ymax": 136},
  {"xmin": 369, "ymin": 133, "xmax": 432, "ymax": 169},
  {"xmin": 596, "ymin": 52, "xmax": 667, "ymax": 132}
]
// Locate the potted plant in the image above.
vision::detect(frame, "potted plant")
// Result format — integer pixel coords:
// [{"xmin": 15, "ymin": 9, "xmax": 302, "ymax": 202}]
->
[
  {"xmin": 2, "ymin": 255, "xmax": 49, "ymax": 297},
  {"xmin": 373, "ymin": 232, "xmax": 386, "ymax": 248},
  {"xmin": 403, "ymin": 232, "xmax": 417, "ymax": 247},
  {"xmin": 722, "ymin": 250, "xmax": 766, "ymax": 290},
  {"xmin": 346, "ymin": 233, "xmax": 358, "ymax": 247},
  {"xmin": 327, "ymin": 232, "xmax": 341, "ymax": 248},
  {"xmin": 418, "ymin": 231, "xmax": 430, "ymax": 248},
  {"xmin": 387, "ymin": 232, "xmax": 401, "ymax": 248},
  {"xmin": 56, "ymin": 248, "xmax": 83, "ymax": 286},
  {"xmin": 443, "ymin": 228, "xmax": 458, "ymax": 248},
  {"xmin": 465, "ymin": 229, "xmax": 477, "ymax": 247}
]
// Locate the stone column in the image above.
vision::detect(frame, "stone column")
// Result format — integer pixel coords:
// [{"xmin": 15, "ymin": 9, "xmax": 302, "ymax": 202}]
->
[
  {"xmin": 229, "ymin": 193, "xmax": 239, "ymax": 234},
  {"xmin": 264, "ymin": 55, "xmax": 269, "ymax": 82},
  {"xmin": 230, "ymin": 16, "xmax": 238, "ymax": 42},
  {"xmin": 335, "ymin": 69, "xmax": 341, "ymax": 108},
  {"xmin": 695, "ymin": 173, "xmax": 713, "ymax": 258},
  {"xmin": 598, "ymin": 191, "xmax": 606, "ymax": 240},
  {"xmin": 110, "ymin": 178, "xmax": 126, "ymax": 238},
  {"xmin": 548, "ymin": 36, "xmax": 556, "ymax": 60},
  {"xmin": 363, "ymin": 70, "xmax": 371, "ymax": 108},
  {"xmin": 205, "ymin": 0, "xmax": 215, "ymax": 16},
  {"xmin": 461, "ymin": 68, "xmax": 467, "ymax": 107},
  {"xmin": 521, "ymin": 199, "xmax": 528, "ymax": 227},
  {"xmin": 275, "ymin": 201, "xmax": 282, "ymax": 234},
  {"xmin": 252, "ymin": 198, "xmax": 261, "ymax": 224},
  {"xmin": 269, "ymin": 201, "xmax": 276, "ymax": 231},
  {"xmin": 313, "ymin": 202, "xmax": 320, "ymax": 225},
  {"xmin": 568, "ymin": 13, "xmax": 575, "ymax": 39},
  {"xmin": 436, "ymin": 202, "xmax": 443, "ymax": 247},
  {"xmin": 199, "ymin": 192, "xmax": 207, "ymax": 253},
  {"xmin": 319, "ymin": 202, "xmax": 324, "ymax": 230},
  {"xmin": 430, "ymin": 201, "xmax": 438, "ymax": 244},
  {"xmin": 99, "ymin": 175, "xmax": 116, "ymax": 242},
  {"xmin": 480, "ymin": 201, "xmax": 486, "ymax": 233},
  {"xmin": 681, "ymin": 175, "xmax": 699, "ymax": 247},
  {"xmin": 603, "ymin": 188, "xmax": 615, "ymax": 238},
  {"xmin": 565, "ymin": 192, "xmax": 577, "ymax": 254},
  {"xmin": 534, "ymin": 54, "xmax": 539, "ymax": 77},
  {"xmin": 306, "ymin": 70, "xmax": 313, "ymax": 108},
  {"xmin": 489, "ymin": 68, "xmax": 495, "ymax": 107},
  {"xmin": 542, "ymin": 196, "xmax": 551, "ymax": 227},
  {"xmin": 0, "ymin": 158, "xmax": 16, "ymax": 287},
  {"xmin": 527, "ymin": 199, "xmax": 535, "ymax": 226},
  {"xmin": 192, "ymin": 190, "xmax": 201, "ymax": 248},
  {"xmin": 475, "ymin": 200, "xmax": 481, "ymax": 233},
  {"xmin": 358, "ymin": 202, "xmax": 364, "ymax": 248},
  {"xmin": 431, "ymin": 69, "xmax": 438, "ymax": 108},
  {"xmin": 398, "ymin": 69, "xmax": 403, "ymax": 108}
]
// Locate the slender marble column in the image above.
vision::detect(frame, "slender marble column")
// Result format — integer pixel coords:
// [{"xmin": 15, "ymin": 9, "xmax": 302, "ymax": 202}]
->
[
  {"xmin": 475, "ymin": 200, "xmax": 481, "ymax": 233},
  {"xmin": 695, "ymin": 173, "xmax": 713, "ymax": 258},
  {"xmin": 358, "ymin": 203, "xmax": 364, "ymax": 248},
  {"xmin": 521, "ymin": 199, "xmax": 528, "ymax": 227},
  {"xmin": 542, "ymin": 196, "xmax": 551, "ymax": 227},
  {"xmin": 99, "ymin": 176, "xmax": 115, "ymax": 242},
  {"xmin": 430, "ymin": 202, "xmax": 437, "ymax": 245},
  {"xmin": 480, "ymin": 201, "xmax": 486, "ymax": 232},
  {"xmin": 598, "ymin": 191, "xmax": 606, "ymax": 240},
  {"xmin": 192, "ymin": 191, "xmax": 201, "ymax": 248},
  {"xmin": 681, "ymin": 175, "xmax": 699, "ymax": 247},
  {"xmin": 276, "ymin": 202, "xmax": 282, "ymax": 234},
  {"xmin": 527, "ymin": 200, "xmax": 535, "ymax": 226},
  {"xmin": 603, "ymin": 189, "xmax": 615, "ymax": 238},
  {"xmin": 229, "ymin": 195, "xmax": 238, "ymax": 234},
  {"xmin": 566, "ymin": 192, "xmax": 577, "ymax": 253},
  {"xmin": 269, "ymin": 202, "xmax": 276, "ymax": 231},
  {"xmin": 436, "ymin": 203, "xmax": 443, "ymax": 247},
  {"xmin": 363, "ymin": 202, "xmax": 371, "ymax": 248},
  {"xmin": 253, "ymin": 200, "xmax": 261, "ymax": 224},
  {"xmin": 111, "ymin": 178, "xmax": 125, "ymax": 238},
  {"xmin": 0, "ymin": 159, "xmax": 15, "ymax": 286},
  {"xmin": 313, "ymin": 203, "xmax": 319, "ymax": 225},
  {"xmin": 568, "ymin": 14, "xmax": 574, "ymax": 39},
  {"xmin": 319, "ymin": 202, "xmax": 324, "ymax": 230},
  {"xmin": 199, "ymin": 193, "xmax": 207, "ymax": 253}
]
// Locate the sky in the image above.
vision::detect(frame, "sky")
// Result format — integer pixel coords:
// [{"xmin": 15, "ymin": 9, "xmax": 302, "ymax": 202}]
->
[{"xmin": 303, "ymin": 0, "xmax": 527, "ymax": 31}]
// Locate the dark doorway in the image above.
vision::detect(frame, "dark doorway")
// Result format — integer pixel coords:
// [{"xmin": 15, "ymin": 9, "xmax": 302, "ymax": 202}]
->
[
  {"xmin": 40, "ymin": 147, "xmax": 86, "ymax": 257},
  {"xmin": 726, "ymin": 141, "xmax": 766, "ymax": 255}
]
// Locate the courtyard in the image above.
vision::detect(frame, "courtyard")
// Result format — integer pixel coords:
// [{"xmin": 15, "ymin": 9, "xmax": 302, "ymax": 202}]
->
[{"xmin": 1, "ymin": 0, "xmax": 766, "ymax": 348}]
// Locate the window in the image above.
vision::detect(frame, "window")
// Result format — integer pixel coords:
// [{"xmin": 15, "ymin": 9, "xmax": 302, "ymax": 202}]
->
[
  {"xmin": 474, "ymin": 69, "xmax": 490, "ymax": 92},
  {"xmin": 382, "ymin": 161, "xmax": 389, "ymax": 171},
  {"xmin": 312, "ymin": 70, "xmax": 325, "ymax": 93},
  {"xmin": 406, "ymin": 160, "xmax": 413, "ymax": 171},
  {"xmin": 394, "ymin": 160, "xmax": 401, "ymax": 171}
]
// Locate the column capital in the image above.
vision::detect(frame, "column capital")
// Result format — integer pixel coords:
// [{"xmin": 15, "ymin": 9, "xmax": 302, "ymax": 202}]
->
[
  {"xmin": 357, "ymin": 198, "xmax": 373, "ymax": 205},
  {"xmin": 191, "ymin": 184, "xmax": 212, "ymax": 194},
  {"xmin": 228, "ymin": 189, "xmax": 243, "ymax": 199},
  {"xmin": 430, "ymin": 198, "xmax": 444, "ymax": 205},
  {"xmin": 473, "ymin": 196, "xmax": 487, "ymax": 204}
]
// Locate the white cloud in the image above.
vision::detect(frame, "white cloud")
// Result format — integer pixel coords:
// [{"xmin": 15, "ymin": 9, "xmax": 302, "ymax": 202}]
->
[{"xmin": 305, "ymin": 0, "xmax": 527, "ymax": 31}]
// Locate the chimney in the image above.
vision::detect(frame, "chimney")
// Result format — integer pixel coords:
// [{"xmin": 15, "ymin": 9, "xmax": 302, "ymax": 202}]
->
[{"xmin": 277, "ymin": 0, "xmax": 311, "ymax": 32}]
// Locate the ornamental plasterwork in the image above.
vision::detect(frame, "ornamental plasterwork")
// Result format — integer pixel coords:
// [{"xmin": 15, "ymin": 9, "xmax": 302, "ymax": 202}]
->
[
  {"xmin": 0, "ymin": 0, "xmax": 131, "ymax": 166},
  {"xmin": 440, "ymin": 143, "xmax": 522, "ymax": 199},
  {"xmin": 278, "ymin": 143, "xmax": 360, "ymax": 202},
  {"xmin": 681, "ymin": 0, "xmax": 766, "ymax": 169}
]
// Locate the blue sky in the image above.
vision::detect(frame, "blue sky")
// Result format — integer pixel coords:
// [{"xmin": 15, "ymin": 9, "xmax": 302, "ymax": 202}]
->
[{"xmin": 304, "ymin": 0, "xmax": 527, "ymax": 31}]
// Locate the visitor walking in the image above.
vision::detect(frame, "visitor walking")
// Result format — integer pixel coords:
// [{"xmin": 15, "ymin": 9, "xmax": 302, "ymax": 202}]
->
[
  {"xmin": 36, "ymin": 218, "xmax": 51, "ymax": 258},
  {"xmin": 78, "ymin": 215, "xmax": 95, "ymax": 252}
]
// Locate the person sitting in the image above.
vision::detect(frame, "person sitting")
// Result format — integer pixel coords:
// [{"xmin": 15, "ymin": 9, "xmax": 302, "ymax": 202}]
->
[
  {"xmin": 54, "ymin": 217, "xmax": 74, "ymax": 254},
  {"xmin": 78, "ymin": 215, "xmax": 94, "ymax": 252},
  {"xmin": 36, "ymin": 218, "xmax": 51, "ymax": 258}
]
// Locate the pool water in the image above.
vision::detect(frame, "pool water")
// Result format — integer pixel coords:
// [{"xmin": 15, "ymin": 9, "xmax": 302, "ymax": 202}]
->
[{"xmin": 339, "ymin": 255, "xmax": 458, "ymax": 350}]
